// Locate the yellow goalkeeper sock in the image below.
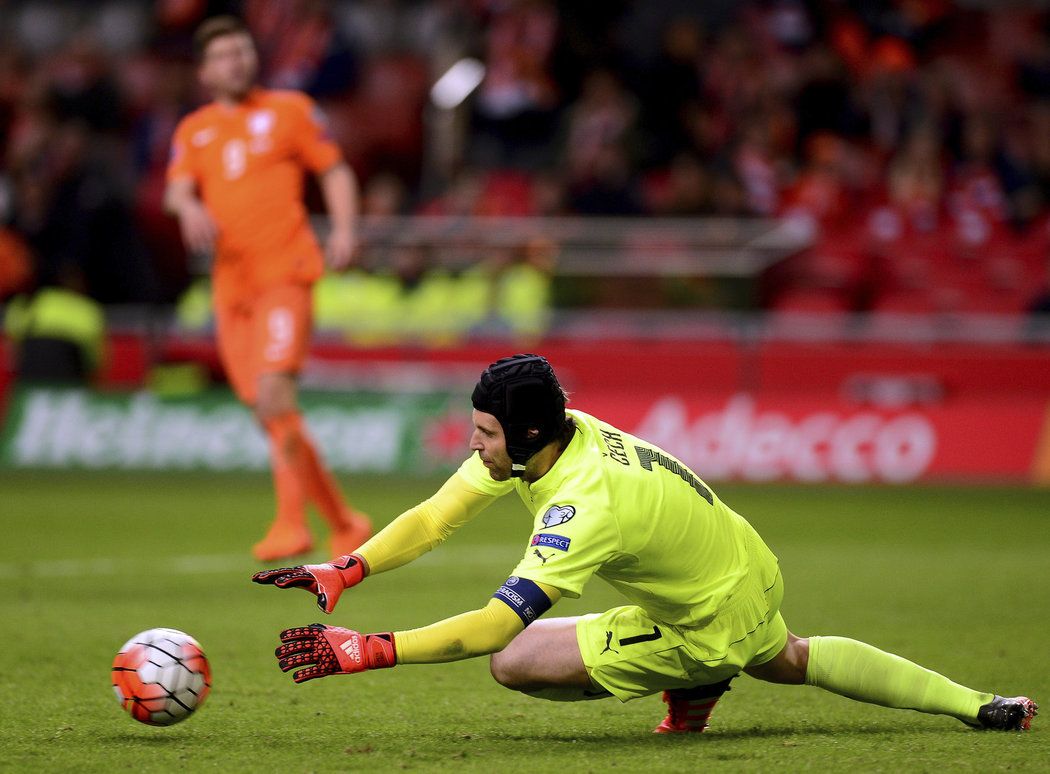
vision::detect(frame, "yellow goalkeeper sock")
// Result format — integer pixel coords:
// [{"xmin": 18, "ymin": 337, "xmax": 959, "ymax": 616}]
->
[{"xmin": 805, "ymin": 636, "xmax": 994, "ymax": 723}]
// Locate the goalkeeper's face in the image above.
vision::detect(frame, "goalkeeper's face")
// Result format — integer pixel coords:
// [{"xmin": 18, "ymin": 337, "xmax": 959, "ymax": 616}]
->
[{"xmin": 470, "ymin": 410, "xmax": 513, "ymax": 481}]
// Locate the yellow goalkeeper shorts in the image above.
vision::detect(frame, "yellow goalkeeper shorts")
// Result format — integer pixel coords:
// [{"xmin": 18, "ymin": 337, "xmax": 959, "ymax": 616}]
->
[{"xmin": 576, "ymin": 561, "xmax": 787, "ymax": 702}]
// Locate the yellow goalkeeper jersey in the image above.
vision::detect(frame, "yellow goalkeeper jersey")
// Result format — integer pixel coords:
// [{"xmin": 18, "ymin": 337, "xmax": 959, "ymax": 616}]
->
[{"xmin": 456, "ymin": 409, "xmax": 776, "ymax": 627}]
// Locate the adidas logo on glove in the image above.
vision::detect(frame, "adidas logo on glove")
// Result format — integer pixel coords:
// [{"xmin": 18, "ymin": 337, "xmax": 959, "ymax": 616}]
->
[{"xmin": 339, "ymin": 637, "xmax": 362, "ymax": 664}]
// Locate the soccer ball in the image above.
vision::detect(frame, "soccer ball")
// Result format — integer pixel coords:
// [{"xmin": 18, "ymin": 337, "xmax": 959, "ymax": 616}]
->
[{"xmin": 111, "ymin": 628, "xmax": 212, "ymax": 726}]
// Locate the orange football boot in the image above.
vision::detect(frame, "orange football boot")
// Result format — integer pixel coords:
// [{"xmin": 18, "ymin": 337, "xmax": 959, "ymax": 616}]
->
[
  {"xmin": 329, "ymin": 510, "xmax": 373, "ymax": 557},
  {"xmin": 252, "ymin": 521, "xmax": 313, "ymax": 562}
]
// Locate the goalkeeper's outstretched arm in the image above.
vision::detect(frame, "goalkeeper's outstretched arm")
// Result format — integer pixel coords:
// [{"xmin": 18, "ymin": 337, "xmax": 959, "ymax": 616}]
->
[
  {"xmin": 270, "ymin": 580, "xmax": 562, "ymax": 682},
  {"xmin": 396, "ymin": 579, "xmax": 562, "ymax": 663},
  {"xmin": 253, "ymin": 470, "xmax": 500, "ymax": 613},
  {"xmin": 355, "ymin": 471, "xmax": 497, "ymax": 575}
]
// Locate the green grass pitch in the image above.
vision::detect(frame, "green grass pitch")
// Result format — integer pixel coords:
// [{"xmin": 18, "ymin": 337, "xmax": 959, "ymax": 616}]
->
[{"xmin": 1, "ymin": 471, "xmax": 1047, "ymax": 772}]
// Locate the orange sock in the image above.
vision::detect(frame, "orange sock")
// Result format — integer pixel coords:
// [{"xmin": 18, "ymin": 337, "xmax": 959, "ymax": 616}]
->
[
  {"xmin": 264, "ymin": 413, "xmax": 310, "ymax": 530},
  {"xmin": 298, "ymin": 421, "xmax": 355, "ymax": 529},
  {"xmin": 267, "ymin": 412, "xmax": 353, "ymax": 529}
]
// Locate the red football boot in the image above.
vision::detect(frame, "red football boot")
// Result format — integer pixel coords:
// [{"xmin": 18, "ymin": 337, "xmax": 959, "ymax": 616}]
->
[{"xmin": 653, "ymin": 678, "xmax": 733, "ymax": 734}]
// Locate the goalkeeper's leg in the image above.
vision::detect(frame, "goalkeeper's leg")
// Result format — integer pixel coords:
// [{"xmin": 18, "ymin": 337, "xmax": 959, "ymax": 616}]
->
[
  {"xmin": 745, "ymin": 631, "xmax": 998, "ymax": 725},
  {"xmin": 490, "ymin": 617, "xmax": 608, "ymax": 701}
]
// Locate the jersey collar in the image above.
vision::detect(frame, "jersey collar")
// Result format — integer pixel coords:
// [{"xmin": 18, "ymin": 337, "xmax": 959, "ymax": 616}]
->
[
  {"xmin": 242, "ymin": 87, "xmax": 265, "ymax": 106},
  {"xmin": 215, "ymin": 87, "xmax": 265, "ymax": 113}
]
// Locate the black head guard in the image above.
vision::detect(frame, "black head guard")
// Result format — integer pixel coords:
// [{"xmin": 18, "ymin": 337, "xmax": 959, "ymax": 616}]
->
[{"xmin": 471, "ymin": 354, "xmax": 567, "ymax": 477}]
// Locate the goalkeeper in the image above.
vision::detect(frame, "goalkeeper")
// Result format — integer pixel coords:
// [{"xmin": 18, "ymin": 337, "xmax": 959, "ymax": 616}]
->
[{"xmin": 253, "ymin": 354, "xmax": 1036, "ymax": 733}]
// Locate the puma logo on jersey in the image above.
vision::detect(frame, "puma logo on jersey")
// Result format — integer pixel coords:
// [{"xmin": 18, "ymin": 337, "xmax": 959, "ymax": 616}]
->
[{"xmin": 533, "ymin": 549, "xmax": 554, "ymax": 565}]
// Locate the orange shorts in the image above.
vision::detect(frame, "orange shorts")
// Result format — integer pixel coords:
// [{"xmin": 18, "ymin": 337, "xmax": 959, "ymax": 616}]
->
[{"xmin": 214, "ymin": 284, "xmax": 313, "ymax": 405}]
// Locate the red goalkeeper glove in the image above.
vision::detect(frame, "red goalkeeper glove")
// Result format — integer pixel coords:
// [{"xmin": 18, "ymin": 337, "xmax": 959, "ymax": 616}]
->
[
  {"xmin": 275, "ymin": 624, "xmax": 396, "ymax": 683},
  {"xmin": 251, "ymin": 554, "xmax": 365, "ymax": 614}
]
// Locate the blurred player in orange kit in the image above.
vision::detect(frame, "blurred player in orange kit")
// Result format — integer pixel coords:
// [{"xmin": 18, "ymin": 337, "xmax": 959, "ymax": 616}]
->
[{"xmin": 164, "ymin": 15, "xmax": 371, "ymax": 562}]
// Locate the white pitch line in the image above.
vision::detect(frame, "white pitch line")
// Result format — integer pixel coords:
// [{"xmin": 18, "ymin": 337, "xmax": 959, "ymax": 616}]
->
[
  {"xmin": 0, "ymin": 553, "xmax": 247, "ymax": 580},
  {"xmin": 0, "ymin": 543, "xmax": 523, "ymax": 580}
]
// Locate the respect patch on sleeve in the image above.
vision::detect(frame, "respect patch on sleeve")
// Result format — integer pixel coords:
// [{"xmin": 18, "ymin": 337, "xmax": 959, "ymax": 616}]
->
[
  {"xmin": 492, "ymin": 576, "xmax": 553, "ymax": 626},
  {"xmin": 530, "ymin": 533, "xmax": 571, "ymax": 552}
]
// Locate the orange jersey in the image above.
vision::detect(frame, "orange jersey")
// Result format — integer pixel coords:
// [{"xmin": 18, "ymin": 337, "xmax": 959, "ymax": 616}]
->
[{"xmin": 167, "ymin": 88, "xmax": 341, "ymax": 304}]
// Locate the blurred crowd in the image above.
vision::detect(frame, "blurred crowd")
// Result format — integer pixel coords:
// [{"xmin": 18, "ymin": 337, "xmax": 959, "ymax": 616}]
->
[{"xmin": 2, "ymin": 0, "xmax": 1050, "ymax": 321}]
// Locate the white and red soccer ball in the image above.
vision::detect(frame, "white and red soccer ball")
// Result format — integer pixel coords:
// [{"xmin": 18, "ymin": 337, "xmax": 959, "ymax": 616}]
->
[{"xmin": 112, "ymin": 628, "xmax": 211, "ymax": 726}]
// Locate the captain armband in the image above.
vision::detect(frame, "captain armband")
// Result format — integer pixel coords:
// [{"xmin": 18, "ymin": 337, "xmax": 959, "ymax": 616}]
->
[{"xmin": 492, "ymin": 576, "xmax": 552, "ymax": 627}]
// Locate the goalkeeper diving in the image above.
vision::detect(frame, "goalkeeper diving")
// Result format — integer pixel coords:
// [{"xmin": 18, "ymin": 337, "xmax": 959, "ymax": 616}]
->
[{"xmin": 253, "ymin": 354, "xmax": 1037, "ymax": 733}]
